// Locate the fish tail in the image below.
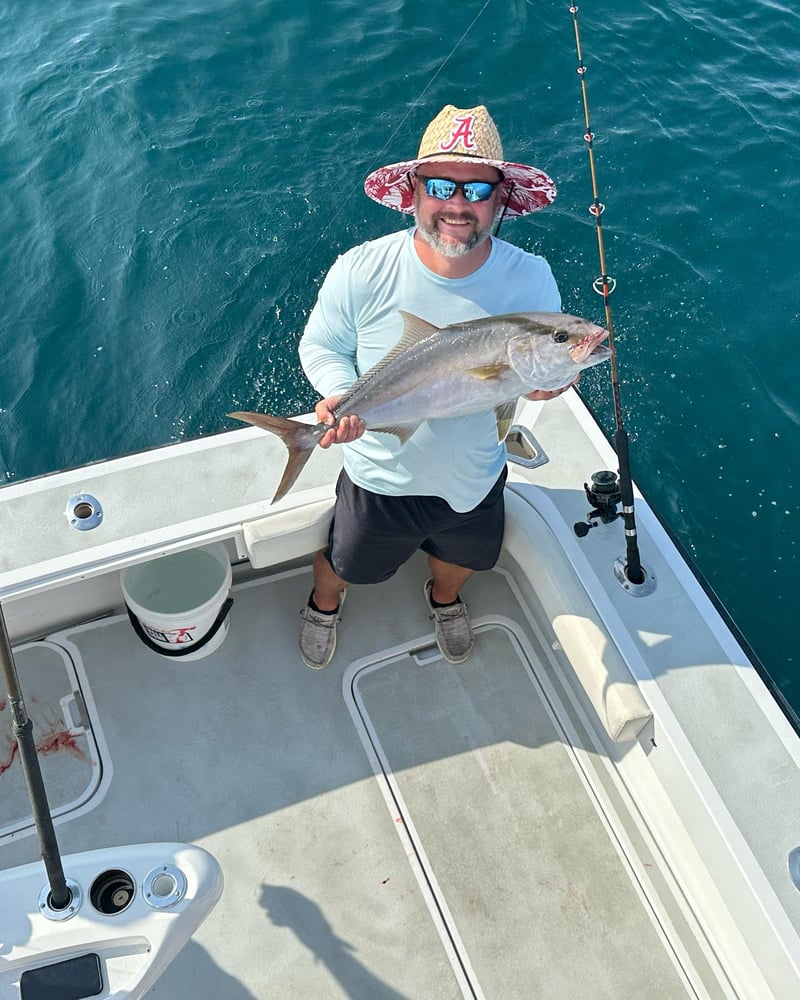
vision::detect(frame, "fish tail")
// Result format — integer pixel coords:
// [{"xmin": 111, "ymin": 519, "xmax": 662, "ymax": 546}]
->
[{"xmin": 228, "ymin": 411, "xmax": 320, "ymax": 503}]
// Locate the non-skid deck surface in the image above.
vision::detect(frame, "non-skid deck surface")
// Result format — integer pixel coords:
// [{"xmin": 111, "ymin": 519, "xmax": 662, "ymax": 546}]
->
[{"xmin": 1, "ymin": 557, "xmax": 689, "ymax": 999}]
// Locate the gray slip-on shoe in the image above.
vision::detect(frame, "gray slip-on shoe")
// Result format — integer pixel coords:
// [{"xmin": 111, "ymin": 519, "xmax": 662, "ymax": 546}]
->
[
  {"xmin": 299, "ymin": 590, "xmax": 346, "ymax": 670},
  {"xmin": 423, "ymin": 578, "xmax": 473, "ymax": 664}
]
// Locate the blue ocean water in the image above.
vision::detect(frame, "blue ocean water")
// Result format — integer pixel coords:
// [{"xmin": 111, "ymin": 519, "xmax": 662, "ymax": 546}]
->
[{"xmin": 1, "ymin": 1, "xmax": 798, "ymax": 709}]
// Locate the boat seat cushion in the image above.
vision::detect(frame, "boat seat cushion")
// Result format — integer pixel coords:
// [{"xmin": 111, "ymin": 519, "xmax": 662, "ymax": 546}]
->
[
  {"xmin": 504, "ymin": 488, "xmax": 653, "ymax": 743},
  {"xmin": 243, "ymin": 500, "xmax": 334, "ymax": 568}
]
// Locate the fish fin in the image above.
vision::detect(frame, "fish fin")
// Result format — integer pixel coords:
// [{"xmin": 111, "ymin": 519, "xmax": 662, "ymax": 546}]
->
[
  {"xmin": 465, "ymin": 364, "xmax": 510, "ymax": 380},
  {"xmin": 369, "ymin": 424, "xmax": 418, "ymax": 444},
  {"xmin": 494, "ymin": 401, "xmax": 517, "ymax": 442},
  {"xmin": 396, "ymin": 310, "xmax": 439, "ymax": 349},
  {"xmin": 336, "ymin": 312, "xmax": 440, "ymax": 409},
  {"xmin": 227, "ymin": 411, "xmax": 319, "ymax": 503}
]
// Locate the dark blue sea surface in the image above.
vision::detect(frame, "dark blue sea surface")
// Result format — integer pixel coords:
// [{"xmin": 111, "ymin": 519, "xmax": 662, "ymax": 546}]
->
[{"xmin": 1, "ymin": 1, "xmax": 798, "ymax": 708}]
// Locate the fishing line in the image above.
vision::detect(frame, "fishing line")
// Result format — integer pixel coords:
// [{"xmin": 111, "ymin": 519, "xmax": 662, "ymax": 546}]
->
[
  {"xmin": 569, "ymin": 3, "xmax": 646, "ymax": 585},
  {"xmin": 281, "ymin": 0, "xmax": 495, "ymax": 291},
  {"xmin": 371, "ymin": 0, "xmax": 496, "ymax": 161}
]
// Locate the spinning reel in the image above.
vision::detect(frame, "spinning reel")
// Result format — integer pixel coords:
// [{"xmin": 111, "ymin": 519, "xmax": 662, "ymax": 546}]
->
[{"xmin": 573, "ymin": 470, "xmax": 621, "ymax": 537}]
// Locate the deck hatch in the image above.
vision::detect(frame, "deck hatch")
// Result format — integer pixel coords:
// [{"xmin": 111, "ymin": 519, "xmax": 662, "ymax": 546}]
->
[
  {"xmin": 1, "ymin": 641, "xmax": 104, "ymax": 842},
  {"xmin": 348, "ymin": 623, "xmax": 691, "ymax": 999}
]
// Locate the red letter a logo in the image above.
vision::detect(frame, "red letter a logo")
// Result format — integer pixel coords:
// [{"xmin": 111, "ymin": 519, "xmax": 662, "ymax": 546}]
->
[{"xmin": 439, "ymin": 114, "xmax": 477, "ymax": 153}]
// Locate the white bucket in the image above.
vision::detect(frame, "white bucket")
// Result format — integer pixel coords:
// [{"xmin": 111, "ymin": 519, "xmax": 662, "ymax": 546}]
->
[{"xmin": 121, "ymin": 543, "xmax": 233, "ymax": 661}]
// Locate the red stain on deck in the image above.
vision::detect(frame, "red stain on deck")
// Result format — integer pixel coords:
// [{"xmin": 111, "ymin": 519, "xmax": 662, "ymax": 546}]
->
[
  {"xmin": 0, "ymin": 727, "xmax": 86, "ymax": 777},
  {"xmin": 37, "ymin": 729, "xmax": 84, "ymax": 758},
  {"xmin": 0, "ymin": 739, "xmax": 20, "ymax": 776}
]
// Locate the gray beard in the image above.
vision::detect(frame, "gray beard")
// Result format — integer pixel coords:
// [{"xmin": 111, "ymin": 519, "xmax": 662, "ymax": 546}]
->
[{"xmin": 414, "ymin": 214, "xmax": 493, "ymax": 258}]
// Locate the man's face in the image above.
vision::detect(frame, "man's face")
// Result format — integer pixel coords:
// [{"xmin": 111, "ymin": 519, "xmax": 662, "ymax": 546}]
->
[{"xmin": 412, "ymin": 161, "xmax": 503, "ymax": 258}]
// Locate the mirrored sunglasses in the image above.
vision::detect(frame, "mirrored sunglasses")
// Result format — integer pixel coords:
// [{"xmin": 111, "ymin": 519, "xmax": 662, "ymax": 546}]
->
[{"xmin": 417, "ymin": 176, "xmax": 500, "ymax": 203}]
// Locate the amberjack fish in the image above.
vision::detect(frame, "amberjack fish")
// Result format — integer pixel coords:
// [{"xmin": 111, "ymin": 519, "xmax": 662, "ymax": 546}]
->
[{"xmin": 229, "ymin": 310, "xmax": 610, "ymax": 503}]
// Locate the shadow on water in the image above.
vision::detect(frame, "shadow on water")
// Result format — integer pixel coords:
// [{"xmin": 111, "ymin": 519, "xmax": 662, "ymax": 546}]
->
[{"xmin": 259, "ymin": 884, "xmax": 410, "ymax": 1000}]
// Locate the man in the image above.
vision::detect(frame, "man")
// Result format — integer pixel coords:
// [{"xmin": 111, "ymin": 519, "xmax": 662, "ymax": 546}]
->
[{"xmin": 298, "ymin": 104, "xmax": 571, "ymax": 670}]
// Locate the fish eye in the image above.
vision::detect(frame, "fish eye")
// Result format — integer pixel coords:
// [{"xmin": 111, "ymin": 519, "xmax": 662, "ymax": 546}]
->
[{"xmin": 552, "ymin": 330, "xmax": 569, "ymax": 343}]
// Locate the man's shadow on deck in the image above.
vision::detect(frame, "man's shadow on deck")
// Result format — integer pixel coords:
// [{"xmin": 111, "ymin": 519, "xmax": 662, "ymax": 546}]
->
[
  {"xmin": 143, "ymin": 939, "xmax": 258, "ymax": 998},
  {"xmin": 259, "ymin": 884, "xmax": 410, "ymax": 1000}
]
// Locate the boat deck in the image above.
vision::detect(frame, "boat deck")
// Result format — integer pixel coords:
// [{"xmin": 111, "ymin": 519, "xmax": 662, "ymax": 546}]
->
[
  {"xmin": 2, "ymin": 554, "xmax": 691, "ymax": 999},
  {"xmin": 3, "ymin": 394, "xmax": 800, "ymax": 998}
]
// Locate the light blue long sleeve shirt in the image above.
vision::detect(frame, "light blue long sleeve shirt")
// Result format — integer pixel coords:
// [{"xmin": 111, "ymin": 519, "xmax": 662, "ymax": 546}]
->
[{"xmin": 299, "ymin": 228, "xmax": 561, "ymax": 511}]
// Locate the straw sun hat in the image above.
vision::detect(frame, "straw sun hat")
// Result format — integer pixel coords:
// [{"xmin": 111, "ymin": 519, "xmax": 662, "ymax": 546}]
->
[{"xmin": 363, "ymin": 104, "xmax": 556, "ymax": 219}]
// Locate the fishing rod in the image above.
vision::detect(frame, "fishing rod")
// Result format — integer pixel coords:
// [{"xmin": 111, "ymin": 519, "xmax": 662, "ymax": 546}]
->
[
  {"xmin": 0, "ymin": 603, "xmax": 72, "ymax": 910},
  {"xmin": 569, "ymin": 3, "xmax": 646, "ymax": 587}
]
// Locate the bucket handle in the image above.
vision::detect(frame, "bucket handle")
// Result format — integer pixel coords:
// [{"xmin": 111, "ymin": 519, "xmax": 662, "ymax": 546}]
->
[{"xmin": 126, "ymin": 596, "xmax": 234, "ymax": 658}]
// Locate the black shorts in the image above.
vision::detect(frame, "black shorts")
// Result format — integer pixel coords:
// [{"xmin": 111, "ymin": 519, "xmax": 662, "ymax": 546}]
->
[{"xmin": 324, "ymin": 468, "xmax": 507, "ymax": 585}]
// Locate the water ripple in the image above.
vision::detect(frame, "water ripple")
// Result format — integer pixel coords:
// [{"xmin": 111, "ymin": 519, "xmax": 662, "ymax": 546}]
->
[{"xmin": 1, "ymin": 0, "xmax": 799, "ymax": 698}]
